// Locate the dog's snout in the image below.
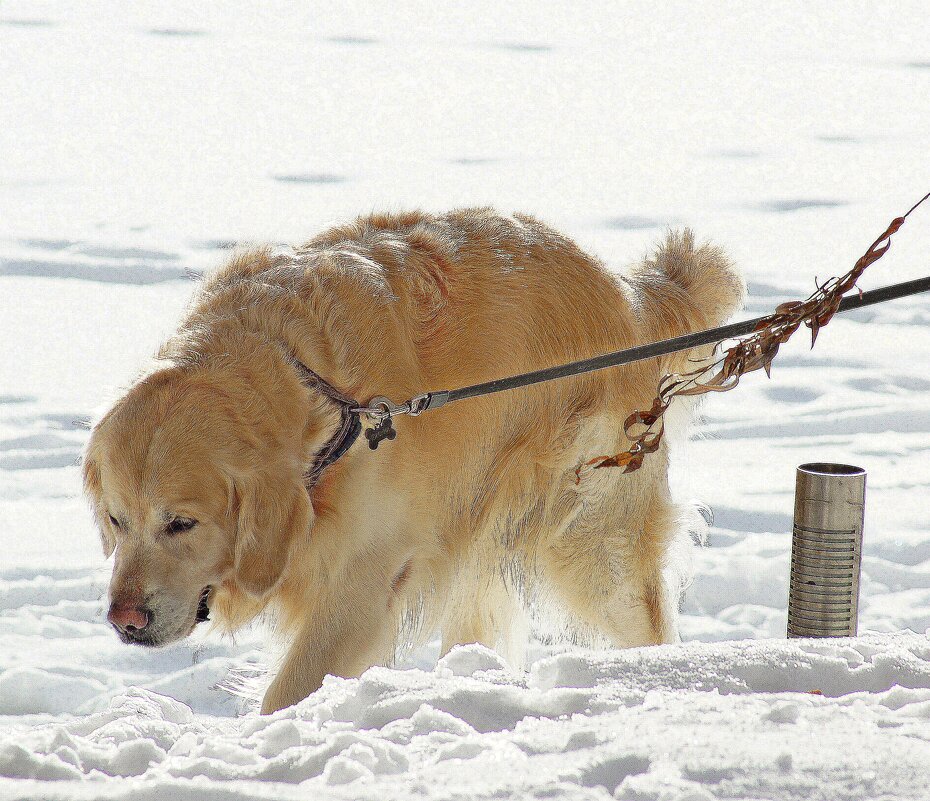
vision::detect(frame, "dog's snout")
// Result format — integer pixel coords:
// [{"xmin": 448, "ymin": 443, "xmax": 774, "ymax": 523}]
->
[{"xmin": 107, "ymin": 604, "xmax": 151, "ymax": 638}]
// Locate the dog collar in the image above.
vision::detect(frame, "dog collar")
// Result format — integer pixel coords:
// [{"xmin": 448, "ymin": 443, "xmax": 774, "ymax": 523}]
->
[{"xmin": 287, "ymin": 356, "xmax": 363, "ymax": 488}]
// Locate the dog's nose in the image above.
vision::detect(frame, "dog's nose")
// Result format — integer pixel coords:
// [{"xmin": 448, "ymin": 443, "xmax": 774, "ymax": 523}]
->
[{"xmin": 107, "ymin": 604, "xmax": 150, "ymax": 635}]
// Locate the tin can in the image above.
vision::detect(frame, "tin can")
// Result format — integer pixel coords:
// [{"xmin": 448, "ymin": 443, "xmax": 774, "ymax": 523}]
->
[{"xmin": 787, "ymin": 463, "xmax": 866, "ymax": 638}]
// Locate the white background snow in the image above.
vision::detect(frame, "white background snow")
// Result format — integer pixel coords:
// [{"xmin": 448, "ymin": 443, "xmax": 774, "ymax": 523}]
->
[{"xmin": 2, "ymin": 2, "xmax": 930, "ymax": 799}]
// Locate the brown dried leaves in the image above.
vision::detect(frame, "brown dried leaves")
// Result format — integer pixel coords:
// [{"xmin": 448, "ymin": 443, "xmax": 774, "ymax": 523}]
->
[{"xmin": 578, "ymin": 192, "xmax": 930, "ymax": 480}]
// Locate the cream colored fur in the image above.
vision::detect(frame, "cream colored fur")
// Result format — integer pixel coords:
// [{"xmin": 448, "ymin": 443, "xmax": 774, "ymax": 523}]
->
[{"xmin": 83, "ymin": 209, "xmax": 745, "ymax": 713}]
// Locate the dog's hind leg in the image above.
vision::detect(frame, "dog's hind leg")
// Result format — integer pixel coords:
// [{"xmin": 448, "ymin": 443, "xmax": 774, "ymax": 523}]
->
[{"xmin": 538, "ymin": 486, "xmax": 681, "ymax": 648}]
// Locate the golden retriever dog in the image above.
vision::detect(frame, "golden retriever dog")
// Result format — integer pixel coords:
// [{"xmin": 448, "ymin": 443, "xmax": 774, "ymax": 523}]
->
[{"xmin": 83, "ymin": 209, "xmax": 744, "ymax": 713}]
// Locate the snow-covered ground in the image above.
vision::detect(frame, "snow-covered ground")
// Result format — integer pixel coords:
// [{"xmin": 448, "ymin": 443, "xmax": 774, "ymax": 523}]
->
[{"xmin": 2, "ymin": 2, "xmax": 930, "ymax": 799}]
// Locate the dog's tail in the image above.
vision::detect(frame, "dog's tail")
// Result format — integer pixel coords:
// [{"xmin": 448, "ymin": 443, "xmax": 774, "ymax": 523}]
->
[{"xmin": 624, "ymin": 229, "xmax": 746, "ymax": 376}]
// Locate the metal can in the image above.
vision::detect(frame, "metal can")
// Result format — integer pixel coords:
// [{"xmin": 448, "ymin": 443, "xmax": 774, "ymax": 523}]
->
[{"xmin": 787, "ymin": 463, "xmax": 866, "ymax": 638}]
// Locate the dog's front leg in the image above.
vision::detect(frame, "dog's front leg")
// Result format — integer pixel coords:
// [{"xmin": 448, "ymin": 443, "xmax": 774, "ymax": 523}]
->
[{"xmin": 260, "ymin": 567, "xmax": 397, "ymax": 714}]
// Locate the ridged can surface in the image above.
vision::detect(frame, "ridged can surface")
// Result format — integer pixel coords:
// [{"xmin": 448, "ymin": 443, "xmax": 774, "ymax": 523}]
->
[{"xmin": 787, "ymin": 463, "xmax": 866, "ymax": 638}]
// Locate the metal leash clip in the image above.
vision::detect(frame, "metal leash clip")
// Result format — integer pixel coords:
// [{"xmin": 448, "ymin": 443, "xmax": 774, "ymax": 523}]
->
[{"xmin": 353, "ymin": 392, "xmax": 449, "ymax": 449}]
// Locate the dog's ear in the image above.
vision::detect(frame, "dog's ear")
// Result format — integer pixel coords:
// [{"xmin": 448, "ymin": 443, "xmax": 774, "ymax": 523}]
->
[
  {"xmin": 82, "ymin": 456, "xmax": 115, "ymax": 558},
  {"xmin": 232, "ymin": 470, "xmax": 312, "ymax": 599}
]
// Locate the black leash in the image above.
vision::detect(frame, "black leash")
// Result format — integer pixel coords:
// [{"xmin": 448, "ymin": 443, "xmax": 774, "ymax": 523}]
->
[
  {"xmin": 288, "ymin": 194, "xmax": 930, "ymax": 476},
  {"xmin": 290, "ymin": 275, "xmax": 930, "ymax": 480},
  {"xmin": 353, "ymin": 274, "xmax": 930, "ymax": 442}
]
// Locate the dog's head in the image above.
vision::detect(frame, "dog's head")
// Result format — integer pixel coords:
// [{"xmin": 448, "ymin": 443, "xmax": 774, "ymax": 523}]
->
[{"xmin": 83, "ymin": 357, "xmax": 334, "ymax": 647}]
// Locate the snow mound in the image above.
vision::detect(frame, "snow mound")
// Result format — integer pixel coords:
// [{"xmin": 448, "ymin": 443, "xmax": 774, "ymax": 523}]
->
[
  {"xmin": 531, "ymin": 635, "xmax": 930, "ymax": 696},
  {"xmin": 3, "ymin": 636, "xmax": 930, "ymax": 799}
]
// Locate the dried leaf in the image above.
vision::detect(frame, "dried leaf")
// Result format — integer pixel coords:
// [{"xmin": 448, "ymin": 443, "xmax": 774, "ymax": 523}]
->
[{"xmin": 582, "ymin": 191, "xmax": 930, "ymax": 476}]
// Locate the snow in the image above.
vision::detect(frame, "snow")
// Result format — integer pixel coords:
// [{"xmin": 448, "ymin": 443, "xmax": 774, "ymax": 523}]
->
[
  {"xmin": 2, "ymin": 1, "xmax": 930, "ymax": 799},
  {"xmin": 4, "ymin": 638, "xmax": 930, "ymax": 798}
]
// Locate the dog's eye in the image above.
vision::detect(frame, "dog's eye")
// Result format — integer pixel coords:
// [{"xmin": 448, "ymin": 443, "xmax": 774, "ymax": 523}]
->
[
  {"xmin": 166, "ymin": 517, "xmax": 197, "ymax": 535},
  {"xmin": 108, "ymin": 514, "xmax": 120, "ymax": 529}
]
